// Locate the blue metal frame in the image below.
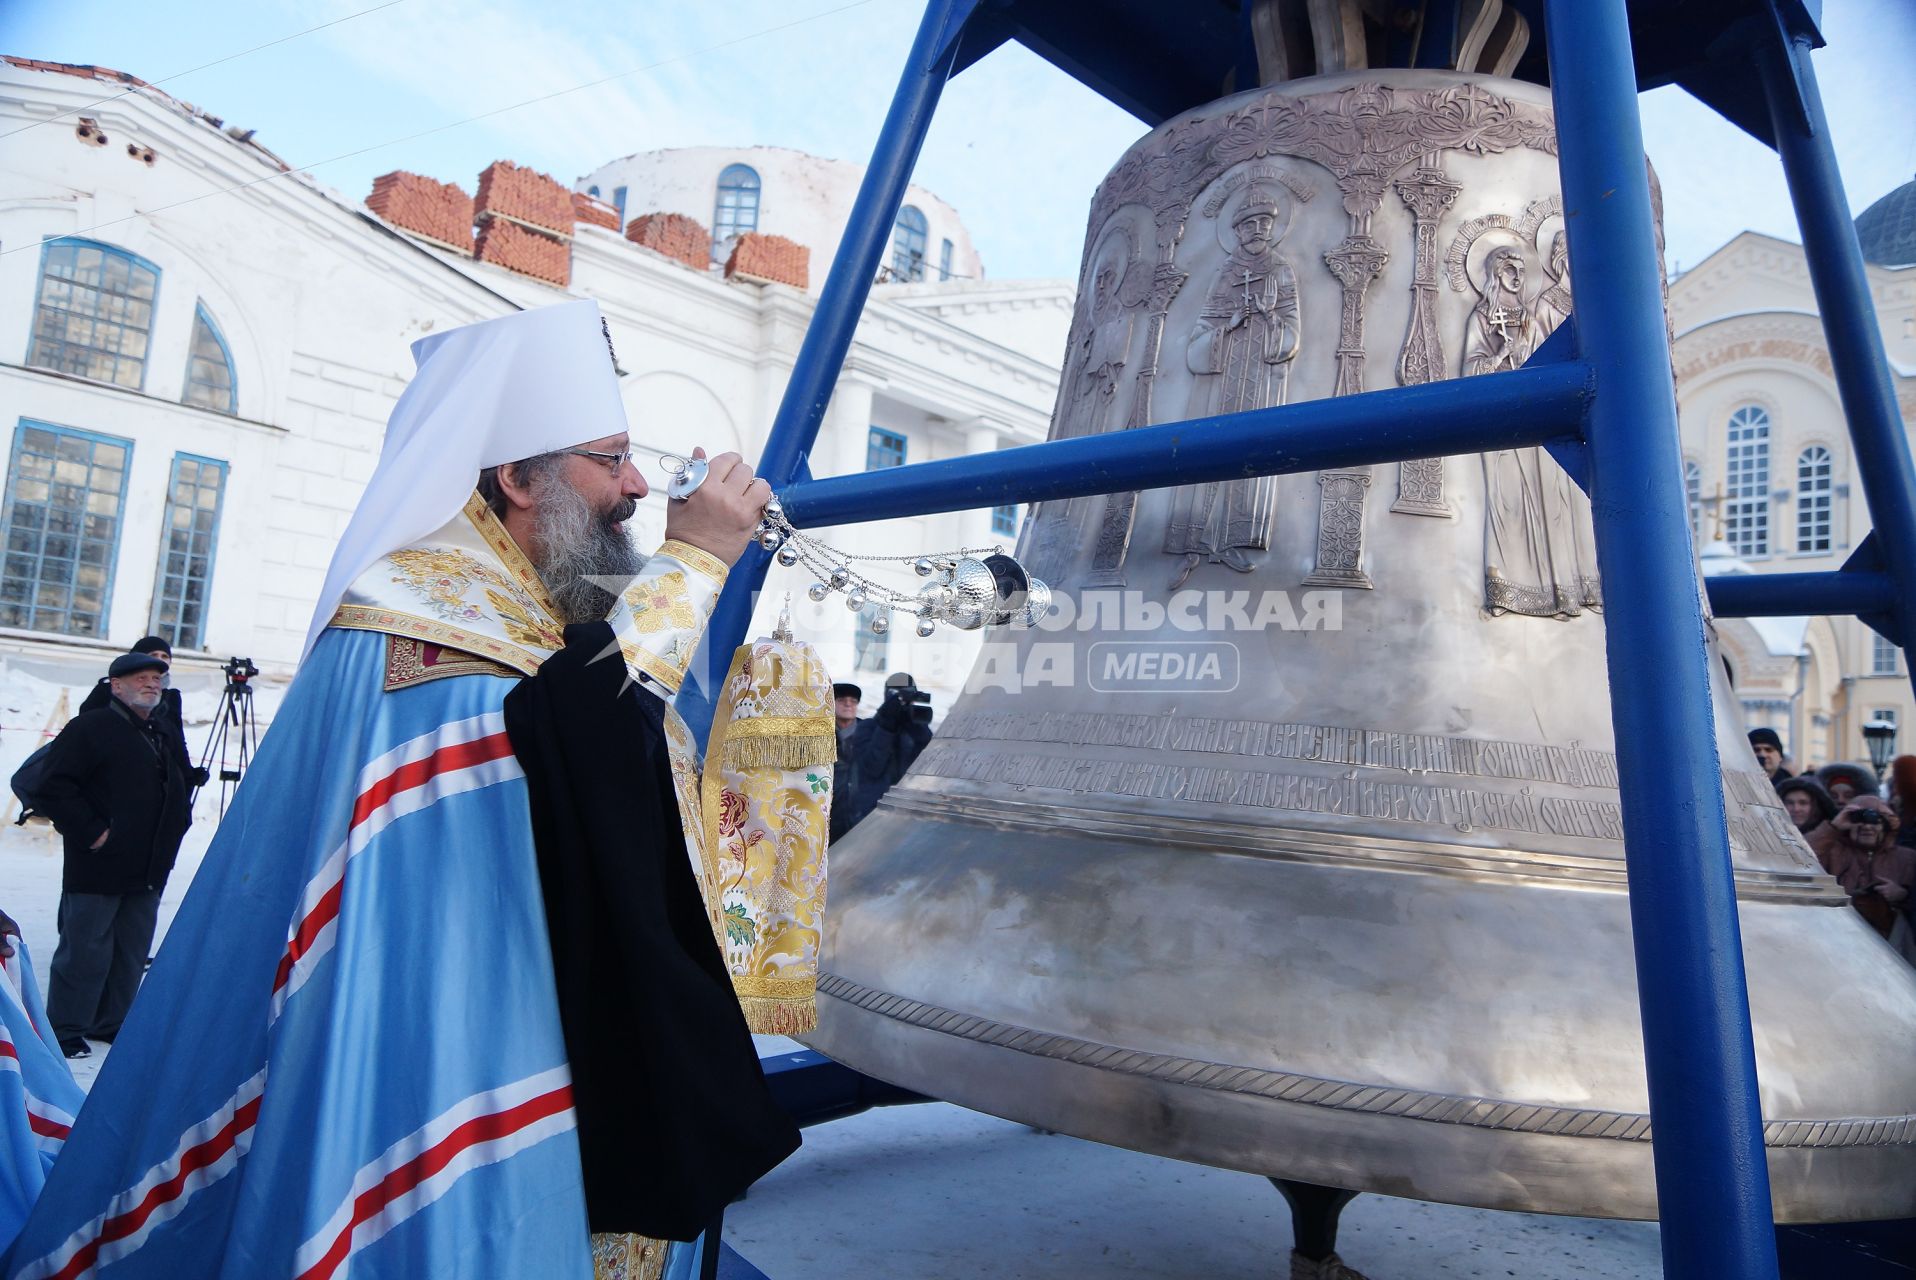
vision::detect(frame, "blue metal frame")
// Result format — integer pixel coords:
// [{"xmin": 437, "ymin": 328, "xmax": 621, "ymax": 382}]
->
[
  {"xmin": 183, "ymin": 302, "xmax": 239, "ymax": 416},
  {"xmin": 27, "ymin": 237, "xmax": 163, "ymax": 392},
  {"xmin": 1545, "ymin": 4, "xmax": 1774, "ymax": 1272},
  {"xmin": 1, "ymin": 418, "xmax": 135, "ymax": 640},
  {"xmin": 149, "ymin": 451, "xmax": 229, "ymax": 651},
  {"xmin": 682, "ymin": 4, "xmax": 1913, "ymax": 1272}
]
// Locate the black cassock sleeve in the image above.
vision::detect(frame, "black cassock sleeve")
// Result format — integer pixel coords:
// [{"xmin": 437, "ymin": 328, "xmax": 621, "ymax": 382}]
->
[{"xmin": 503, "ymin": 621, "xmax": 800, "ymax": 1240}]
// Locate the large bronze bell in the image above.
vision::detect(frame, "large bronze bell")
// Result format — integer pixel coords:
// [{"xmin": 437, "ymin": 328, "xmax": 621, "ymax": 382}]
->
[{"xmin": 805, "ymin": 54, "xmax": 1916, "ymax": 1223}]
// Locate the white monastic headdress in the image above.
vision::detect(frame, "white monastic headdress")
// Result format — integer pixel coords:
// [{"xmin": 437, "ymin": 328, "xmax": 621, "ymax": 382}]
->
[{"xmin": 302, "ymin": 298, "xmax": 628, "ymax": 658}]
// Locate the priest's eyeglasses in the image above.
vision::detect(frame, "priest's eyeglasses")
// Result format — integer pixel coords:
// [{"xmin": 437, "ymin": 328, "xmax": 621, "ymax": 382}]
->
[{"xmin": 561, "ymin": 447, "xmax": 635, "ymax": 474}]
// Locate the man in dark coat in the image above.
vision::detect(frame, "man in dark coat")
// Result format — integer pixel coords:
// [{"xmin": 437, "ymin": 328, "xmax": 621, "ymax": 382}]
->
[
  {"xmin": 78, "ymin": 635, "xmax": 206, "ymax": 790},
  {"xmin": 37, "ymin": 651, "xmax": 190, "ymax": 1057}
]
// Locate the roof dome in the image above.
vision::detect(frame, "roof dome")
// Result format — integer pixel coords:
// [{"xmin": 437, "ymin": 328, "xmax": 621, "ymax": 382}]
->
[{"xmin": 1855, "ymin": 176, "xmax": 1916, "ymax": 268}]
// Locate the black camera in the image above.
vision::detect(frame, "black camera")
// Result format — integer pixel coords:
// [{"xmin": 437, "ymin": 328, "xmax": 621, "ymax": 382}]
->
[
  {"xmin": 1849, "ymin": 808, "xmax": 1886, "ymax": 826},
  {"xmin": 883, "ymin": 674, "xmax": 934, "ymax": 727},
  {"xmin": 222, "ymin": 656, "xmax": 259, "ymax": 685}
]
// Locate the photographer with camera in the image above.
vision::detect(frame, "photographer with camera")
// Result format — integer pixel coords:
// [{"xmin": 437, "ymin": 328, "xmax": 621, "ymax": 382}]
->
[
  {"xmin": 1808, "ymin": 795, "xmax": 1916, "ymax": 951},
  {"xmin": 831, "ymin": 673, "xmax": 935, "ymax": 840}
]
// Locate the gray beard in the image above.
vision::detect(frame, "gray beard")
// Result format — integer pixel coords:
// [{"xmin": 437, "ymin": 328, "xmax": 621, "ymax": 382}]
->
[{"xmin": 528, "ymin": 470, "xmax": 646, "ymax": 625}]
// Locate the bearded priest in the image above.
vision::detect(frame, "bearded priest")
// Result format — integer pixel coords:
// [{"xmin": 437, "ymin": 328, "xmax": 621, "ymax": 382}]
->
[{"xmin": 3, "ymin": 300, "xmax": 801, "ymax": 1280}]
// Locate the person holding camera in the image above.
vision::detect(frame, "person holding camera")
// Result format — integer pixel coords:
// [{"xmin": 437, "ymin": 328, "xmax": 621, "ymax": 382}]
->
[
  {"xmin": 831, "ymin": 673, "xmax": 934, "ymax": 839},
  {"xmin": 37, "ymin": 652, "xmax": 192, "ymax": 1058},
  {"xmin": 1808, "ymin": 795, "xmax": 1916, "ymax": 946}
]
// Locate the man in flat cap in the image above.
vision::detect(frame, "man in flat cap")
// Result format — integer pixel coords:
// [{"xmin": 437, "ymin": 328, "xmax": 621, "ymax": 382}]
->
[
  {"xmin": 8, "ymin": 300, "xmax": 795, "ymax": 1280},
  {"xmin": 34, "ymin": 650, "xmax": 190, "ymax": 1059}
]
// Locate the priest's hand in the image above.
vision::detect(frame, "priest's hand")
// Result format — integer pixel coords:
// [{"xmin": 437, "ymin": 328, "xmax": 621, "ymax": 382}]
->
[{"xmin": 664, "ymin": 447, "xmax": 773, "ymax": 567}]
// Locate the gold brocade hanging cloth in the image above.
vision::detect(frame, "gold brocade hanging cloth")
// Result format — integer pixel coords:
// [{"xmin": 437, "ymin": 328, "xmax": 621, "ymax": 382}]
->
[{"xmin": 700, "ymin": 633, "xmax": 837, "ymax": 1035}]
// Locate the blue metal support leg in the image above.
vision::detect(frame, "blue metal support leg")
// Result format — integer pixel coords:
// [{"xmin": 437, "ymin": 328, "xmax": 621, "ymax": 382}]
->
[
  {"xmin": 1758, "ymin": 14, "xmax": 1916, "ymax": 706},
  {"xmin": 678, "ymin": 0, "xmax": 980, "ymax": 739},
  {"xmin": 1544, "ymin": 2, "xmax": 1779, "ymax": 1276}
]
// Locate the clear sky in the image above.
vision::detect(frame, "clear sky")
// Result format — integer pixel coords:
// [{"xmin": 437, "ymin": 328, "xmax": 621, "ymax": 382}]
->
[{"xmin": 3, "ymin": 0, "xmax": 1913, "ymax": 282}]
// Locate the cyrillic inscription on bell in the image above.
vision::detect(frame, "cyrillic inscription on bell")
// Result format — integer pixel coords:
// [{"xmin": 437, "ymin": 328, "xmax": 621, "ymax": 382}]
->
[{"xmin": 807, "ymin": 59, "xmax": 1916, "ymax": 1225}]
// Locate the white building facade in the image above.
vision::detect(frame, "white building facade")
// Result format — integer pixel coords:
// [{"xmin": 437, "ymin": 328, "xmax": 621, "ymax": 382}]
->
[
  {"xmin": 0, "ymin": 59, "xmax": 1072, "ymax": 717},
  {"xmin": 1670, "ymin": 191, "xmax": 1916, "ymax": 769},
  {"xmin": 580, "ymin": 146, "xmax": 987, "ymax": 286}
]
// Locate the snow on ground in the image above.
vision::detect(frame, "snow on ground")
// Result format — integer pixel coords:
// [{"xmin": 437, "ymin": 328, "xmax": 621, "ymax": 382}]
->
[{"xmin": 0, "ymin": 655, "xmax": 289, "ymax": 1089}]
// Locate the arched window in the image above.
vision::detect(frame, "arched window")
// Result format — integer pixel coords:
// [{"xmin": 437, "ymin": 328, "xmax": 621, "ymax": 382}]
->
[
  {"xmin": 712, "ymin": 164, "xmax": 761, "ymax": 260},
  {"xmin": 1795, "ymin": 445, "xmax": 1832, "ymax": 553},
  {"xmin": 1683, "ymin": 459, "xmax": 1702, "ymax": 541},
  {"xmin": 1724, "ymin": 405, "xmax": 1770, "ymax": 556},
  {"xmin": 891, "ymin": 205, "xmax": 928, "ymax": 282},
  {"xmin": 182, "ymin": 303, "xmax": 237, "ymax": 415},
  {"xmin": 28, "ymin": 239, "xmax": 160, "ymax": 390}
]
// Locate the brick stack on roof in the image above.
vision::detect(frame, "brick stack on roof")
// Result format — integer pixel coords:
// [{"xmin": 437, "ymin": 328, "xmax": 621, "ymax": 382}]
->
[
  {"xmin": 361, "ymin": 156, "xmax": 818, "ymax": 294},
  {"xmin": 473, "ymin": 160, "xmax": 573, "ymax": 286},
  {"xmin": 625, "ymin": 213, "xmax": 712, "ymax": 273},
  {"xmin": 572, "ymin": 190, "xmax": 622, "ymax": 233},
  {"xmin": 725, "ymin": 233, "xmax": 809, "ymax": 290},
  {"xmin": 367, "ymin": 172, "xmax": 475, "ymax": 255},
  {"xmin": 473, "ymin": 217, "xmax": 571, "ymax": 286},
  {"xmin": 475, "ymin": 160, "xmax": 574, "ymax": 234}
]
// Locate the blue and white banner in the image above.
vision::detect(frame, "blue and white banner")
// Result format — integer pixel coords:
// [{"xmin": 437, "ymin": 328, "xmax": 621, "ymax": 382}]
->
[
  {"xmin": 0, "ymin": 937, "xmax": 82, "ymax": 1256},
  {"xmin": 4, "ymin": 630, "xmax": 597, "ymax": 1279}
]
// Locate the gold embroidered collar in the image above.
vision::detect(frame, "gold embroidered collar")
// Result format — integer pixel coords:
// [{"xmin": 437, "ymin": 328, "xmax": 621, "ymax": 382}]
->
[{"xmin": 330, "ymin": 494, "xmax": 565, "ymax": 675}]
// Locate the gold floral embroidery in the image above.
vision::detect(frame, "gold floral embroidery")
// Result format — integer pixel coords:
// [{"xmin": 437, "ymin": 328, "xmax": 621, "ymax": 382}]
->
[
  {"xmin": 485, "ymin": 588, "xmax": 566, "ymax": 650},
  {"xmin": 621, "ymin": 572, "xmax": 696, "ymax": 634},
  {"xmin": 383, "ymin": 549, "xmax": 495, "ymax": 624},
  {"xmin": 656, "ymin": 538, "xmax": 729, "ymax": 585},
  {"xmin": 700, "ymin": 639, "xmax": 835, "ymax": 1035},
  {"xmin": 590, "ymin": 1232, "xmax": 668, "ymax": 1280},
  {"xmin": 384, "ymin": 547, "xmax": 565, "ymax": 651}
]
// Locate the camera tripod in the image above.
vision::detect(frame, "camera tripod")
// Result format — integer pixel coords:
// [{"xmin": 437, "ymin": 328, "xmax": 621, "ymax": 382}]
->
[{"xmin": 194, "ymin": 657, "xmax": 260, "ymax": 818}]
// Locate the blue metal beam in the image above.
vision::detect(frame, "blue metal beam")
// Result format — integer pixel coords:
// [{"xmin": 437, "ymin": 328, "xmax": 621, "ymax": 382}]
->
[
  {"xmin": 778, "ymin": 360, "xmax": 1592, "ymax": 527},
  {"xmin": 1705, "ymin": 570, "xmax": 1896, "ymax": 619},
  {"xmin": 1758, "ymin": 9, "xmax": 1916, "ymax": 707},
  {"xmin": 1544, "ymin": 2, "xmax": 1779, "ymax": 1276},
  {"xmin": 678, "ymin": 0, "xmax": 981, "ymax": 739}
]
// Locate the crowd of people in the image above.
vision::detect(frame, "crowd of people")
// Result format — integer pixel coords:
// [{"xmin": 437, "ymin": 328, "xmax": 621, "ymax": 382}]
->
[{"xmin": 1750, "ymin": 726, "xmax": 1916, "ymax": 959}]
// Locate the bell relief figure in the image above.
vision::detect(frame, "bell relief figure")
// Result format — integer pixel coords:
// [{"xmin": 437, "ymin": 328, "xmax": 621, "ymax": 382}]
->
[
  {"xmin": 1024, "ymin": 215, "xmax": 1149, "ymax": 582},
  {"xmin": 1063, "ymin": 240, "xmax": 1143, "ymax": 438},
  {"xmin": 1463, "ymin": 245, "xmax": 1536, "ymax": 375},
  {"xmin": 1459, "ymin": 229, "xmax": 1599, "ymax": 618},
  {"xmin": 1166, "ymin": 185, "xmax": 1301, "ymax": 588},
  {"xmin": 1533, "ymin": 230, "xmax": 1572, "ymax": 339}
]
